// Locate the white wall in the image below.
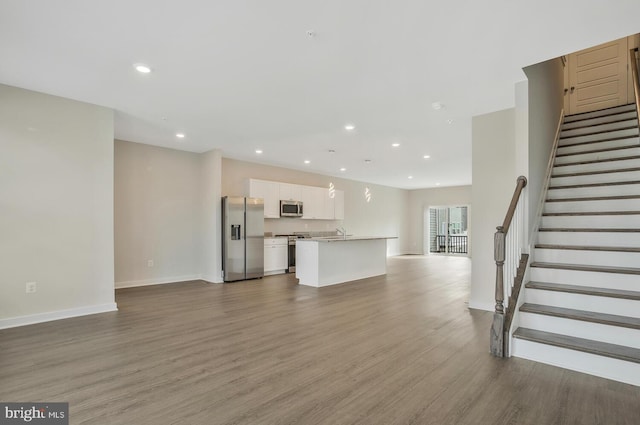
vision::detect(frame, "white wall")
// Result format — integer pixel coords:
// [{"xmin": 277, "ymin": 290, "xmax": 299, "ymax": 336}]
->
[
  {"xmin": 222, "ymin": 158, "xmax": 411, "ymax": 255},
  {"xmin": 469, "ymin": 108, "xmax": 516, "ymax": 311},
  {"xmin": 523, "ymin": 58, "xmax": 564, "ymax": 238},
  {"xmin": 0, "ymin": 84, "xmax": 116, "ymax": 328},
  {"xmin": 200, "ymin": 149, "xmax": 223, "ymax": 283},
  {"xmin": 114, "ymin": 140, "xmax": 203, "ymax": 287},
  {"xmin": 407, "ymin": 186, "xmax": 472, "ymax": 255}
]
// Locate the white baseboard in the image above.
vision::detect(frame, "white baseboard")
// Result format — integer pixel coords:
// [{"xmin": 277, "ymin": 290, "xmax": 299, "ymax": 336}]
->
[
  {"xmin": 0, "ymin": 303, "xmax": 118, "ymax": 330},
  {"xmin": 201, "ymin": 274, "xmax": 223, "ymax": 284},
  {"xmin": 468, "ymin": 300, "xmax": 495, "ymax": 312},
  {"xmin": 115, "ymin": 274, "xmax": 203, "ymax": 289}
]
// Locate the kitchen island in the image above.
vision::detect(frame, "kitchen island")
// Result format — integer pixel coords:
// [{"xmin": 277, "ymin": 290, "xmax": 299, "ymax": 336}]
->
[{"xmin": 295, "ymin": 236, "xmax": 396, "ymax": 287}]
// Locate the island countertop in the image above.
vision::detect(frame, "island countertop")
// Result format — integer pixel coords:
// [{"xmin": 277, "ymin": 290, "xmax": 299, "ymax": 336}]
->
[
  {"xmin": 301, "ymin": 236, "xmax": 398, "ymax": 242},
  {"xmin": 296, "ymin": 237, "xmax": 393, "ymax": 287}
]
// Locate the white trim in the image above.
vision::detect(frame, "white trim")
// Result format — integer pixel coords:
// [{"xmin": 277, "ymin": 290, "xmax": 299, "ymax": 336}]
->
[
  {"xmin": 0, "ymin": 303, "xmax": 118, "ymax": 330},
  {"xmin": 468, "ymin": 300, "xmax": 494, "ymax": 312},
  {"xmin": 115, "ymin": 274, "xmax": 203, "ymax": 289},
  {"xmin": 202, "ymin": 274, "xmax": 223, "ymax": 284}
]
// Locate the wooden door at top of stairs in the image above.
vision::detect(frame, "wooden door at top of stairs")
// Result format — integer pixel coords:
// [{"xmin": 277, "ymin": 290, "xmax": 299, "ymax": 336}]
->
[{"xmin": 566, "ymin": 37, "xmax": 629, "ymax": 115}]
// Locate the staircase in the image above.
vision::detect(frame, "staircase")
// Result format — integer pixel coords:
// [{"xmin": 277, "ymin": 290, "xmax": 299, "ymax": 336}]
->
[{"xmin": 511, "ymin": 103, "xmax": 640, "ymax": 386}]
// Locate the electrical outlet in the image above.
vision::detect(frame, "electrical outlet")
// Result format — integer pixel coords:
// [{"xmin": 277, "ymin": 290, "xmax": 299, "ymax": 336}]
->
[
  {"xmin": 147, "ymin": 260, "xmax": 154, "ymax": 267},
  {"xmin": 25, "ymin": 282, "xmax": 37, "ymax": 294}
]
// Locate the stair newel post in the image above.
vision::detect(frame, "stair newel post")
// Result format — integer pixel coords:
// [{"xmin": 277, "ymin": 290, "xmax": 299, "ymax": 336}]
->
[{"xmin": 490, "ymin": 226, "xmax": 506, "ymax": 357}]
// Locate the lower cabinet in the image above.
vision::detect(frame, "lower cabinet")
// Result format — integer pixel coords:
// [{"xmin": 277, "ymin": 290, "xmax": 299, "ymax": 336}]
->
[{"xmin": 264, "ymin": 238, "xmax": 288, "ymax": 275}]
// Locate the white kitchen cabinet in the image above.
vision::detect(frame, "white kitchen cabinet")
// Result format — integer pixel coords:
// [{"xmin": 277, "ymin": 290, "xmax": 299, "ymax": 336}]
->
[
  {"xmin": 279, "ymin": 183, "xmax": 302, "ymax": 201},
  {"xmin": 300, "ymin": 186, "xmax": 323, "ymax": 219},
  {"xmin": 264, "ymin": 237, "xmax": 288, "ymax": 275},
  {"xmin": 248, "ymin": 179, "xmax": 280, "ymax": 218},
  {"xmin": 334, "ymin": 190, "xmax": 345, "ymax": 220}
]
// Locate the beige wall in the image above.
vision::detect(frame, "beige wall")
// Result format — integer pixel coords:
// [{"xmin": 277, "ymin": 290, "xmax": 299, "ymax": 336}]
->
[
  {"xmin": 114, "ymin": 140, "xmax": 204, "ymax": 287},
  {"xmin": 222, "ymin": 158, "xmax": 411, "ymax": 255},
  {"xmin": 0, "ymin": 84, "xmax": 116, "ymax": 327},
  {"xmin": 469, "ymin": 108, "xmax": 516, "ymax": 311},
  {"xmin": 407, "ymin": 186, "xmax": 472, "ymax": 255}
]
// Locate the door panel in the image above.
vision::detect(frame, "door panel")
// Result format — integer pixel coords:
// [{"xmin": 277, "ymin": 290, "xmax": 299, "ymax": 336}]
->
[
  {"xmin": 568, "ymin": 38, "xmax": 628, "ymax": 114},
  {"xmin": 223, "ymin": 197, "xmax": 246, "ymax": 282},
  {"xmin": 245, "ymin": 198, "xmax": 264, "ymax": 279}
]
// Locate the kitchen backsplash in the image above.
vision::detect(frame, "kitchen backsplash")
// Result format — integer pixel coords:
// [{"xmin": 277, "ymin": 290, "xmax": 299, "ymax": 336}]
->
[{"xmin": 264, "ymin": 217, "xmax": 342, "ymax": 235}]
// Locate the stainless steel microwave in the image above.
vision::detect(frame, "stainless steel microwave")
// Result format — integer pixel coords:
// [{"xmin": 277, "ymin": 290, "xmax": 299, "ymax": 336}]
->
[{"xmin": 280, "ymin": 200, "xmax": 303, "ymax": 217}]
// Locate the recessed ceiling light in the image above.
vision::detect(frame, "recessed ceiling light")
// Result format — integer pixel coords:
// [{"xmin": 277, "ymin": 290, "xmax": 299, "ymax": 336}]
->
[
  {"xmin": 423, "ymin": 155, "xmax": 431, "ymax": 159},
  {"xmin": 176, "ymin": 133, "xmax": 185, "ymax": 138},
  {"xmin": 255, "ymin": 149, "xmax": 263, "ymax": 154},
  {"xmin": 408, "ymin": 176, "xmax": 413, "ymax": 179},
  {"xmin": 340, "ymin": 167, "xmax": 346, "ymax": 172},
  {"xmin": 391, "ymin": 143, "xmax": 400, "ymax": 147},
  {"xmin": 344, "ymin": 124, "xmax": 355, "ymax": 131},
  {"xmin": 432, "ymin": 102, "xmax": 443, "ymax": 110},
  {"xmin": 304, "ymin": 160, "xmax": 310, "ymax": 164},
  {"xmin": 134, "ymin": 63, "xmax": 152, "ymax": 74}
]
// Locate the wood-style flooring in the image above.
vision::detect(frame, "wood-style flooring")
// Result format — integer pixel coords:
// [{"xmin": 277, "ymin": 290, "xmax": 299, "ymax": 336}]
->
[{"xmin": 1, "ymin": 255, "xmax": 639, "ymax": 424}]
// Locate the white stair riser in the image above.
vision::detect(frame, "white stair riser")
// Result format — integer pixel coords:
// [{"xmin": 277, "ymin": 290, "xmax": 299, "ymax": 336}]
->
[
  {"xmin": 564, "ymin": 105, "xmax": 637, "ymax": 123},
  {"xmin": 547, "ymin": 183, "xmax": 640, "ymax": 199},
  {"xmin": 550, "ymin": 170, "xmax": 640, "ymax": 186},
  {"xmin": 553, "ymin": 157, "xmax": 640, "ymax": 175},
  {"xmin": 544, "ymin": 199, "xmax": 640, "ymax": 213},
  {"xmin": 560, "ymin": 119, "xmax": 639, "ymax": 138},
  {"xmin": 559, "ymin": 128, "xmax": 639, "ymax": 146},
  {"xmin": 556, "ymin": 137, "xmax": 640, "ymax": 156},
  {"xmin": 534, "ymin": 248, "xmax": 640, "ymax": 268},
  {"xmin": 519, "ymin": 312, "xmax": 640, "ymax": 348},
  {"xmin": 541, "ymin": 214, "xmax": 640, "ymax": 228},
  {"xmin": 511, "ymin": 338, "xmax": 640, "ymax": 387},
  {"xmin": 562, "ymin": 111, "xmax": 638, "ymax": 130},
  {"xmin": 530, "ymin": 267, "xmax": 640, "ymax": 291},
  {"xmin": 525, "ymin": 290, "xmax": 640, "ymax": 318},
  {"xmin": 537, "ymin": 231, "xmax": 640, "ymax": 247},
  {"xmin": 554, "ymin": 148, "xmax": 640, "ymax": 165}
]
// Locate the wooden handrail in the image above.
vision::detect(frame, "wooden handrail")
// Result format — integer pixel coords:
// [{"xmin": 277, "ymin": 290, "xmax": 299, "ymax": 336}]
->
[
  {"xmin": 490, "ymin": 176, "xmax": 527, "ymax": 357},
  {"xmin": 631, "ymin": 48, "xmax": 640, "ymax": 125},
  {"xmin": 501, "ymin": 176, "xmax": 527, "ymax": 234}
]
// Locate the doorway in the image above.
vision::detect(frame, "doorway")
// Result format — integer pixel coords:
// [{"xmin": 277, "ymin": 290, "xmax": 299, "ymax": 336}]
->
[{"xmin": 425, "ymin": 206, "xmax": 469, "ymax": 255}]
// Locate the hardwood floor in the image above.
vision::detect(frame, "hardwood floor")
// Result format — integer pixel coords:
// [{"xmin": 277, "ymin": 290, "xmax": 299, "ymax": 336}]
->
[{"xmin": 1, "ymin": 255, "xmax": 639, "ymax": 424}]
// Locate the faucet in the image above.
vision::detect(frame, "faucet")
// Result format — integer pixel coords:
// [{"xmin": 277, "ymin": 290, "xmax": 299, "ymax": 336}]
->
[{"xmin": 336, "ymin": 227, "xmax": 346, "ymax": 239}]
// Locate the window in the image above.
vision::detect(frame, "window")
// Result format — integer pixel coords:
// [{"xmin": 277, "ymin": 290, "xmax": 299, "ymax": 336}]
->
[{"xmin": 425, "ymin": 206, "xmax": 468, "ymax": 255}]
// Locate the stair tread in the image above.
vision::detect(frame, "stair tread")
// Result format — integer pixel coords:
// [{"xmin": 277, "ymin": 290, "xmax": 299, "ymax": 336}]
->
[
  {"xmin": 539, "ymin": 228, "xmax": 640, "ymax": 233},
  {"xmin": 555, "ymin": 144, "xmax": 639, "ymax": 158},
  {"xmin": 554, "ymin": 154, "xmax": 640, "ymax": 167},
  {"xmin": 564, "ymin": 104, "xmax": 636, "ymax": 119},
  {"xmin": 549, "ymin": 180, "xmax": 640, "ymax": 190},
  {"xmin": 556, "ymin": 135, "xmax": 640, "ymax": 149},
  {"xmin": 530, "ymin": 262, "xmax": 640, "ymax": 275},
  {"xmin": 559, "ymin": 126, "xmax": 639, "ymax": 140},
  {"xmin": 520, "ymin": 303, "xmax": 640, "ymax": 330},
  {"xmin": 561, "ymin": 117, "xmax": 638, "ymax": 131},
  {"xmin": 543, "ymin": 211, "xmax": 640, "ymax": 216},
  {"xmin": 513, "ymin": 328, "xmax": 640, "ymax": 364},
  {"xmin": 525, "ymin": 281, "xmax": 640, "ymax": 300},
  {"xmin": 535, "ymin": 244, "xmax": 640, "ymax": 253},
  {"xmin": 552, "ymin": 166, "xmax": 640, "ymax": 178},
  {"xmin": 546, "ymin": 194, "xmax": 640, "ymax": 202},
  {"xmin": 562, "ymin": 115, "xmax": 638, "ymax": 131}
]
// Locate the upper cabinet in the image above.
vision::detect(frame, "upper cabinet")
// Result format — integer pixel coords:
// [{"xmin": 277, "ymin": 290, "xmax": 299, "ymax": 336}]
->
[
  {"xmin": 279, "ymin": 183, "xmax": 302, "ymax": 201},
  {"xmin": 248, "ymin": 179, "xmax": 280, "ymax": 218},
  {"xmin": 248, "ymin": 179, "xmax": 345, "ymax": 220}
]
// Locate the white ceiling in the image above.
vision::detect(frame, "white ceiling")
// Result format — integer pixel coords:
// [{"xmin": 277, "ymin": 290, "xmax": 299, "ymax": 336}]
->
[{"xmin": 1, "ymin": 1, "xmax": 639, "ymax": 189}]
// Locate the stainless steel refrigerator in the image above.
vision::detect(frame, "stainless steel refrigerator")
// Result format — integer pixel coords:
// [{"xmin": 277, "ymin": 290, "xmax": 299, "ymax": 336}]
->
[{"xmin": 222, "ymin": 196, "xmax": 264, "ymax": 282}]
